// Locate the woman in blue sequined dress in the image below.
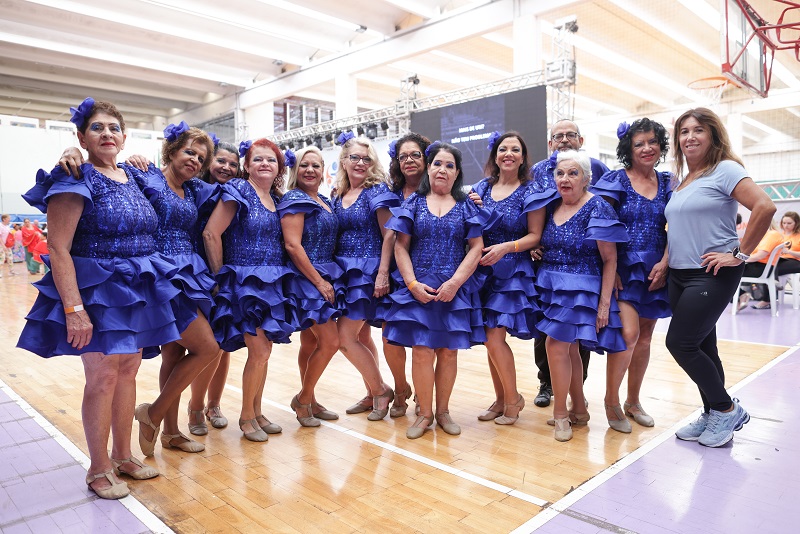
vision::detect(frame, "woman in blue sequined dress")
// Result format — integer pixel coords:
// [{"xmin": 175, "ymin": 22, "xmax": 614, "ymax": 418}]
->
[
  {"xmin": 125, "ymin": 124, "xmax": 223, "ymax": 457},
  {"xmin": 204, "ymin": 138, "xmax": 295, "ymax": 442},
  {"xmin": 591, "ymin": 118, "xmax": 671, "ymax": 432},
  {"xmin": 471, "ymin": 132, "xmax": 543, "ymax": 426},
  {"xmin": 19, "ymin": 99, "xmax": 174, "ymax": 499},
  {"xmin": 279, "ymin": 146, "xmax": 342, "ymax": 428},
  {"xmin": 384, "ymin": 142, "xmax": 486, "ymax": 440},
  {"xmin": 332, "ymin": 135, "xmax": 396, "ymax": 421},
  {"xmin": 535, "ymin": 150, "xmax": 628, "ymax": 442},
  {"xmin": 187, "ymin": 140, "xmax": 241, "ymax": 435},
  {"xmin": 352, "ymin": 133, "xmax": 432, "ymax": 419}
]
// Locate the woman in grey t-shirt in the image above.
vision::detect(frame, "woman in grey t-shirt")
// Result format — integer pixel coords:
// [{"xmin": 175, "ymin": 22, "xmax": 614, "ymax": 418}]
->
[{"xmin": 664, "ymin": 107, "xmax": 775, "ymax": 448}]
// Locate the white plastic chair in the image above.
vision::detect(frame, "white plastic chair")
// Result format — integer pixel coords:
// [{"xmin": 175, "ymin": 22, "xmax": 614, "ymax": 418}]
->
[
  {"xmin": 779, "ymin": 272, "xmax": 800, "ymax": 310},
  {"xmin": 732, "ymin": 243, "xmax": 784, "ymax": 317}
]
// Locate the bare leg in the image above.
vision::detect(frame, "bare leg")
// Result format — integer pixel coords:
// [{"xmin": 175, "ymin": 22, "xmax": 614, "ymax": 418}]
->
[
  {"xmin": 297, "ymin": 328, "xmax": 316, "ymax": 381},
  {"xmin": 110, "ymin": 352, "xmax": 145, "ymax": 474},
  {"xmin": 545, "ymin": 338, "xmax": 572, "ymax": 420},
  {"xmin": 159, "ymin": 342, "xmax": 184, "ymax": 437},
  {"xmin": 82, "ymin": 352, "xmax": 126, "ymax": 491},
  {"xmin": 206, "ymin": 351, "xmax": 230, "ymax": 408},
  {"xmin": 382, "ymin": 337, "xmax": 409, "ymax": 392},
  {"xmin": 605, "ymin": 302, "xmax": 639, "ymax": 412},
  {"xmin": 338, "ymin": 317, "xmax": 389, "ymax": 397},
  {"xmin": 626, "ymin": 317, "xmax": 657, "ymax": 410},
  {"xmin": 411, "ymin": 346, "xmax": 435, "ymax": 418},
  {"xmin": 241, "ymin": 330, "xmax": 272, "ymax": 434},
  {"xmin": 484, "ymin": 327, "xmax": 516, "ymax": 413},
  {"xmin": 297, "ymin": 321, "xmax": 339, "ymax": 405},
  {"xmin": 567, "ymin": 343, "xmax": 587, "ymax": 413},
  {"xmin": 189, "ymin": 350, "xmax": 221, "ymax": 414},
  {"xmin": 433, "ymin": 348, "xmax": 458, "ymax": 414}
]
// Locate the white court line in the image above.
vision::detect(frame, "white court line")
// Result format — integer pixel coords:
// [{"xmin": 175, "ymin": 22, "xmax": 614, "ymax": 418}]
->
[
  {"xmin": 0, "ymin": 378, "xmax": 174, "ymax": 534},
  {"xmin": 225, "ymin": 384, "xmax": 550, "ymax": 508},
  {"xmin": 510, "ymin": 341, "xmax": 800, "ymax": 533}
]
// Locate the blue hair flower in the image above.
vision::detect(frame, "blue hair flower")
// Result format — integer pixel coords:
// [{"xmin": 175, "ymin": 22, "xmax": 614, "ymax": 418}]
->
[
  {"xmin": 238, "ymin": 140, "xmax": 252, "ymax": 159},
  {"xmin": 209, "ymin": 133, "xmax": 220, "ymax": 148},
  {"xmin": 549, "ymin": 150, "xmax": 559, "ymax": 165},
  {"xmin": 69, "ymin": 97, "xmax": 95, "ymax": 129},
  {"xmin": 616, "ymin": 121, "xmax": 630, "ymax": 140},
  {"xmin": 388, "ymin": 140, "xmax": 397, "ymax": 159},
  {"xmin": 284, "ymin": 149, "xmax": 296, "ymax": 168},
  {"xmin": 487, "ymin": 131, "xmax": 502, "ymax": 151},
  {"xmin": 164, "ymin": 121, "xmax": 190, "ymax": 142},
  {"xmin": 337, "ymin": 130, "xmax": 355, "ymax": 146},
  {"xmin": 425, "ymin": 140, "xmax": 442, "ymax": 159}
]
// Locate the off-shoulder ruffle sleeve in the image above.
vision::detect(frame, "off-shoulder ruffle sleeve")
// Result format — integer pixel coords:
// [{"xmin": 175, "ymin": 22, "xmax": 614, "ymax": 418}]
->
[
  {"xmin": 367, "ymin": 183, "xmax": 401, "ymax": 213},
  {"xmin": 471, "ymin": 178, "xmax": 490, "ymax": 198},
  {"xmin": 523, "ymin": 186, "xmax": 559, "ymax": 213},
  {"xmin": 189, "ymin": 179, "xmax": 221, "ymax": 216},
  {"xmin": 277, "ymin": 189, "xmax": 322, "ymax": 218},
  {"xmin": 585, "ymin": 198, "xmax": 628, "ymax": 243},
  {"xmin": 23, "ymin": 163, "xmax": 96, "ymax": 214},
  {"xmin": 126, "ymin": 163, "xmax": 165, "ymax": 201},
  {"xmin": 590, "ymin": 169, "xmax": 627, "ymax": 204},
  {"xmin": 463, "ymin": 197, "xmax": 500, "ymax": 237},
  {"xmin": 219, "ymin": 179, "xmax": 251, "ymax": 221}
]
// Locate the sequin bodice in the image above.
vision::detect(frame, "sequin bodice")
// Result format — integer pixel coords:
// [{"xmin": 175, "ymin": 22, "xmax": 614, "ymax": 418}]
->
[
  {"xmin": 540, "ymin": 196, "xmax": 617, "ymax": 277},
  {"xmin": 612, "ymin": 170, "xmax": 670, "ymax": 255},
  {"xmin": 405, "ymin": 195, "xmax": 474, "ymax": 277},
  {"xmin": 281, "ymin": 189, "xmax": 338, "ymax": 263},
  {"xmin": 222, "ymin": 179, "xmax": 284, "ymax": 266},
  {"xmin": 333, "ymin": 183, "xmax": 393, "ymax": 258},
  {"xmin": 531, "ymin": 157, "xmax": 557, "ymax": 191},
  {"xmin": 71, "ymin": 167, "xmax": 158, "ymax": 259},
  {"xmin": 477, "ymin": 179, "xmax": 535, "ymax": 260}
]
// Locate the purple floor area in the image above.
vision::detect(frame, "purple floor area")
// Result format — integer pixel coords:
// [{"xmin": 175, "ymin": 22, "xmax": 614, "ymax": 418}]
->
[
  {"xmin": 529, "ymin": 302, "xmax": 800, "ymax": 534},
  {"xmin": 0, "ymin": 387, "xmax": 157, "ymax": 534}
]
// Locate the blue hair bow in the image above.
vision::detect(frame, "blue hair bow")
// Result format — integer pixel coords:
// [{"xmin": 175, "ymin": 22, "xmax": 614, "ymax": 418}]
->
[
  {"xmin": 616, "ymin": 121, "xmax": 630, "ymax": 140},
  {"xmin": 284, "ymin": 149, "xmax": 296, "ymax": 168},
  {"xmin": 164, "ymin": 121, "xmax": 190, "ymax": 142},
  {"xmin": 238, "ymin": 140, "xmax": 253, "ymax": 159},
  {"xmin": 337, "ymin": 131, "xmax": 355, "ymax": 146},
  {"xmin": 388, "ymin": 140, "xmax": 397, "ymax": 159},
  {"xmin": 69, "ymin": 97, "xmax": 95, "ymax": 129},
  {"xmin": 487, "ymin": 131, "xmax": 501, "ymax": 151}
]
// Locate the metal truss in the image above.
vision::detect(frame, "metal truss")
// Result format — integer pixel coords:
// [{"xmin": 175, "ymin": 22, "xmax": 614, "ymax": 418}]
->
[{"xmin": 760, "ymin": 179, "xmax": 800, "ymax": 201}]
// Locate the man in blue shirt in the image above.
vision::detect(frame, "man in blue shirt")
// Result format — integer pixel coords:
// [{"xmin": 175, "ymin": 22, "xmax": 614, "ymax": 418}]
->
[{"xmin": 530, "ymin": 119, "xmax": 610, "ymax": 408}]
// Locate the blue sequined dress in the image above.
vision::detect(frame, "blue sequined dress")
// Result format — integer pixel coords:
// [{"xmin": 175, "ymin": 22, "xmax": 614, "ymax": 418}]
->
[
  {"xmin": 472, "ymin": 178, "xmax": 540, "ymax": 339},
  {"xmin": 278, "ymin": 189, "xmax": 343, "ymax": 329},
  {"xmin": 533, "ymin": 195, "xmax": 628, "ymax": 352},
  {"xmin": 129, "ymin": 164, "xmax": 219, "ymax": 334},
  {"xmin": 333, "ymin": 182, "xmax": 400, "ymax": 324},
  {"xmin": 17, "ymin": 164, "xmax": 182, "ymax": 358},
  {"xmin": 383, "ymin": 193, "xmax": 487, "ymax": 349},
  {"xmin": 210, "ymin": 179, "xmax": 296, "ymax": 350},
  {"xmin": 591, "ymin": 169, "xmax": 672, "ymax": 319}
]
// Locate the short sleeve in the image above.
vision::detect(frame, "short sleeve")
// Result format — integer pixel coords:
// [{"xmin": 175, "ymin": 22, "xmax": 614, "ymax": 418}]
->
[
  {"xmin": 385, "ymin": 193, "xmax": 418, "ymax": 235},
  {"xmin": 277, "ymin": 189, "xmax": 321, "ymax": 218},
  {"xmin": 126, "ymin": 163, "xmax": 165, "ymax": 201},
  {"xmin": 462, "ymin": 199, "xmax": 495, "ymax": 239},
  {"xmin": 219, "ymin": 179, "xmax": 251, "ymax": 220},
  {"xmin": 590, "ymin": 169, "xmax": 627, "ymax": 205},
  {"xmin": 471, "ymin": 178, "xmax": 490, "ymax": 198},
  {"xmin": 715, "ymin": 160, "xmax": 749, "ymax": 196},
  {"xmin": 22, "ymin": 164, "xmax": 96, "ymax": 214},
  {"xmin": 585, "ymin": 197, "xmax": 628, "ymax": 243},
  {"xmin": 367, "ymin": 182, "xmax": 401, "ymax": 214},
  {"xmin": 755, "ymin": 231, "xmax": 784, "ymax": 255},
  {"xmin": 189, "ymin": 179, "xmax": 221, "ymax": 216}
]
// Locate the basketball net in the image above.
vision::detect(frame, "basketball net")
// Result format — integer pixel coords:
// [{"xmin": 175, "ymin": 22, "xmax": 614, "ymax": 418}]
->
[{"xmin": 688, "ymin": 76, "xmax": 731, "ymax": 107}]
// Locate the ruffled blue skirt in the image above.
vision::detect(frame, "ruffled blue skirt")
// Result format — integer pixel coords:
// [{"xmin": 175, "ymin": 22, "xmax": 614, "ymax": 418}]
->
[
  {"xmin": 481, "ymin": 255, "xmax": 540, "ymax": 340},
  {"xmin": 167, "ymin": 253, "xmax": 217, "ymax": 334},
  {"xmin": 617, "ymin": 250, "xmax": 671, "ymax": 320},
  {"xmin": 383, "ymin": 271, "xmax": 486, "ymax": 350},
  {"xmin": 535, "ymin": 268, "xmax": 626, "ymax": 353},
  {"xmin": 334, "ymin": 256, "xmax": 382, "ymax": 325},
  {"xmin": 17, "ymin": 254, "xmax": 182, "ymax": 358},
  {"xmin": 286, "ymin": 260, "xmax": 343, "ymax": 329},
  {"xmin": 211, "ymin": 264, "xmax": 296, "ymax": 351}
]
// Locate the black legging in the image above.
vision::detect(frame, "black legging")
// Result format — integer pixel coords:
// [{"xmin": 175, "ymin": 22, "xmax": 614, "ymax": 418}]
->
[
  {"xmin": 776, "ymin": 257, "xmax": 800, "ymax": 277},
  {"xmin": 666, "ymin": 265, "xmax": 744, "ymax": 413}
]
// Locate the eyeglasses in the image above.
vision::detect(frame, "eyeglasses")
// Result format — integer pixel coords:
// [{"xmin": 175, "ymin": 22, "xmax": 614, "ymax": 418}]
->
[
  {"xmin": 398, "ymin": 151, "xmax": 422, "ymax": 162},
  {"xmin": 348, "ymin": 154, "xmax": 372, "ymax": 164},
  {"xmin": 551, "ymin": 132, "xmax": 580, "ymax": 142}
]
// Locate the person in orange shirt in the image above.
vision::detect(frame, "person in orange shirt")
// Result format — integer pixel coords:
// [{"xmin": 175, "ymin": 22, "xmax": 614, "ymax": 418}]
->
[
  {"xmin": 738, "ymin": 227, "xmax": 784, "ymax": 310},
  {"xmin": 776, "ymin": 211, "xmax": 800, "ymax": 279}
]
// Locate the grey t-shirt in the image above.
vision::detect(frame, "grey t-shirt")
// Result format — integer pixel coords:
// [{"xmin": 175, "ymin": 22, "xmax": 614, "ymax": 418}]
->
[{"xmin": 665, "ymin": 160, "xmax": 748, "ymax": 269}]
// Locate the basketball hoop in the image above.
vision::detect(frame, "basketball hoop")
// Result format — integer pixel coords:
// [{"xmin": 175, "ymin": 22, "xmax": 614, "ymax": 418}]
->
[{"xmin": 687, "ymin": 76, "xmax": 733, "ymax": 106}]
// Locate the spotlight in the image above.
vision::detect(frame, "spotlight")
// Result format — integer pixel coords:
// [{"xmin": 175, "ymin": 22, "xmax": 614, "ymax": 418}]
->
[
  {"xmin": 380, "ymin": 121, "xmax": 389, "ymax": 131},
  {"xmin": 288, "ymin": 141, "xmax": 295, "ymax": 149},
  {"xmin": 305, "ymin": 137, "xmax": 313, "ymax": 147},
  {"xmin": 325, "ymin": 133, "xmax": 333, "ymax": 142},
  {"xmin": 356, "ymin": 126, "xmax": 365, "ymax": 136},
  {"xmin": 366, "ymin": 123, "xmax": 378, "ymax": 140},
  {"xmin": 314, "ymin": 136, "xmax": 323, "ymax": 149},
  {"xmin": 279, "ymin": 143, "xmax": 286, "ymax": 151}
]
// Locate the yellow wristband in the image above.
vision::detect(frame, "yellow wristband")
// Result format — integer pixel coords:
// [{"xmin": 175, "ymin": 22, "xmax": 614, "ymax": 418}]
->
[
  {"xmin": 514, "ymin": 240, "xmax": 519, "ymax": 252},
  {"xmin": 407, "ymin": 280, "xmax": 417, "ymax": 291},
  {"xmin": 64, "ymin": 304, "xmax": 84, "ymax": 314}
]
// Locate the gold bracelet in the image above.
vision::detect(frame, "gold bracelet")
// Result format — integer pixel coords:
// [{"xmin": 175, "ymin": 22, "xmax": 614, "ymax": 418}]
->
[
  {"xmin": 64, "ymin": 304, "xmax": 84, "ymax": 314},
  {"xmin": 407, "ymin": 280, "xmax": 417, "ymax": 291},
  {"xmin": 514, "ymin": 240, "xmax": 519, "ymax": 252}
]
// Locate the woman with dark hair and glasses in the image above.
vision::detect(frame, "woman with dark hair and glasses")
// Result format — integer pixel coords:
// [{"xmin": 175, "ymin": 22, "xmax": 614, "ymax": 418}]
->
[
  {"xmin": 331, "ymin": 133, "xmax": 397, "ymax": 420},
  {"xmin": 591, "ymin": 118, "xmax": 672, "ymax": 432},
  {"xmin": 471, "ymin": 131, "xmax": 542, "ymax": 426},
  {"xmin": 384, "ymin": 141, "xmax": 487, "ymax": 439}
]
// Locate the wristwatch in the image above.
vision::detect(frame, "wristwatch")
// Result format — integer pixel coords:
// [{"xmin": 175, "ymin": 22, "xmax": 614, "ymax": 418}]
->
[{"xmin": 732, "ymin": 247, "xmax": 749, "ymax": 261}]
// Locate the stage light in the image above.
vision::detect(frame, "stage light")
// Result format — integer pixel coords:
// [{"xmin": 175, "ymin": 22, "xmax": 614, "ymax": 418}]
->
[{"xmin": 366, "ymin": 123, "xmax": 378, "ymax": 139}]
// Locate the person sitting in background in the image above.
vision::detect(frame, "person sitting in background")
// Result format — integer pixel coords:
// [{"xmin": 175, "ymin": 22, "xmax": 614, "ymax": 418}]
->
[
  {"xmin": 737, "ymin": 225, "xmax": 784, "ymax": 310},
  {"xmin": 776, "ymin": 211, "xmax": 800, "ymax": 280}
]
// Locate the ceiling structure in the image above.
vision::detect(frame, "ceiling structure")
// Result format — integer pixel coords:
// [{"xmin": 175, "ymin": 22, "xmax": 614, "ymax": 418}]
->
[{"xmin": 2, "ymin": 0, "xmax": 799, "ymax": 152}]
